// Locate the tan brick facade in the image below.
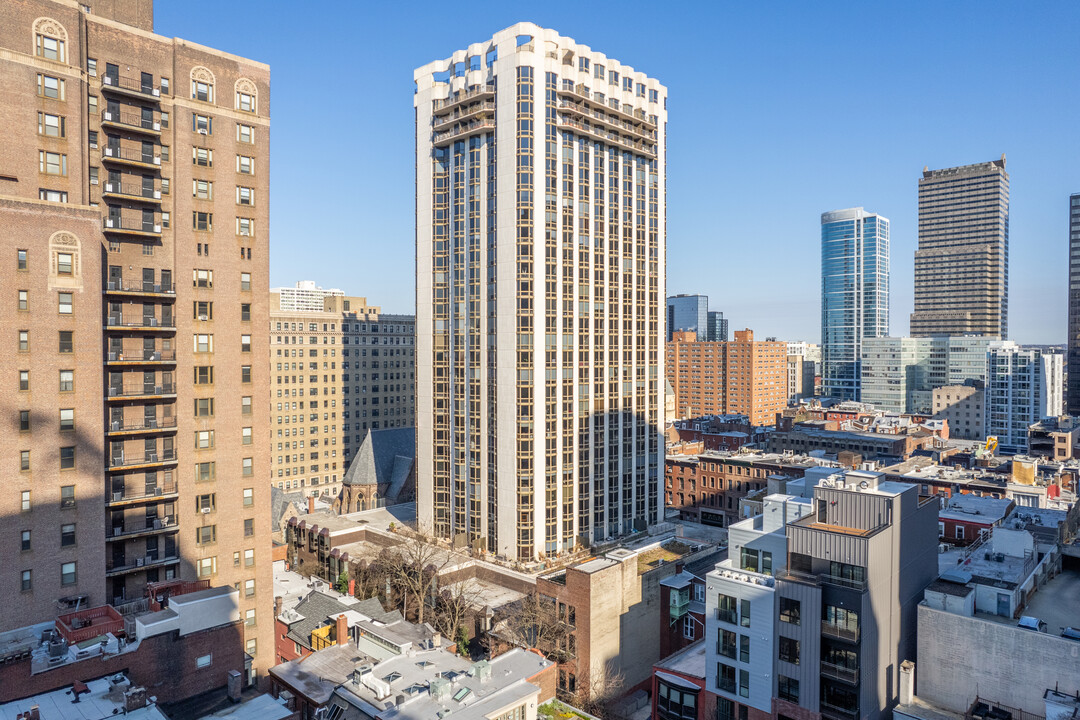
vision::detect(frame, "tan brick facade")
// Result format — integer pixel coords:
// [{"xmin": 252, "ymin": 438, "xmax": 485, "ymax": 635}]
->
[{"xmin": 0, "ymin": 0, "xmax": 272, "ymax": 683}]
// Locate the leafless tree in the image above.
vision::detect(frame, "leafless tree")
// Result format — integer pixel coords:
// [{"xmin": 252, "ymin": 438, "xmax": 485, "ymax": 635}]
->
[
  {"xmin": 497, "ymin": 591, "xmax": 570, "ymax": 657},
  {"xmin": 572, "ymin": 660, "xmax": 627, "ymax": 718},
  {"xmin": 432, "ymin": 577, "xmax": 485, "ymax": 641},
  {"xmin": 379, "ymin": 532, "xmax": 450, "ymax": 625}
]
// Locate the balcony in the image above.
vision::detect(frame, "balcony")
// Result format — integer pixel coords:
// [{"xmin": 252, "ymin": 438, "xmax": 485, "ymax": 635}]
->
[
  {"xmin": 820, "ymin": 574, "xmax": 867, "ymax": 592},
  {"xmin": 432, "ymin": 118, "xmax": 496, "ymax": 147},
  {"xmin": 106, "ymin": 416, "xmax": 178, "ymax": 436},
  {"xmin": 555, "ymin": 116, "xmax": 657, "ymax": 158},
  {"xmin": 102, "ymin": 181, "xmax": 162, "ymax": 204},
  {"xmin": 555, "ymin": 83, "xmax": 656, "ymax": 127},
  {"xmin": 101, "ymin": 73, "xmax": 161, "ymax": 100},
  {"xmin": 432, "ymin": 100, "xmax": 495, "ymax": 131},
  {"xmin": 106, "ymin": 516, "xmax": 178, "ymax": 541},
  {"xmin": 820, "ymin": 662, "xmax": 859, "ymax": 685},
  {"xmin": 102, "ymin": 145, "xmax": 161, "ymax": 170},
  {"xmin": 106, "ymin": 383, "xmax": 176, "ymax": 402},
  {"xmin": 556, "ymin": 99, "xmax": 657, "ymax": 142},
  {"xmin": 105, "ymin": 349, "xmax": 177, "ymax": 366},
  {"xmin": 106, "ymin": 482, "xmax": 179, "ymax": 507},
  {"xmin": 105, "ymin": 314, "xmax": 175, "ymax": 332},
  {"xmin": 100, "ymin": 109, "xmax": 161, "ymax": 136},
  {"xmin": 670, "ymin": 595, "xmax": 690, "ymax": 621},
  {"xmin": 821, "ymin": 623, "xmax": 859, "ymax": 643},
  {"xmin": 106, "ymin": 554, "xmax": 179, "ymax": 578},
  {"xmin": 820, "ymin": 701, "xmax": 860, "ymax": 720},
  {"xmin": 106, "ymin": 448, "xmax": 177, "ymax": 470},
  {"xmin": 433, "ymin": 84, "xmax": 495, "ymax": 113},
  {"xmin": 102, "ymin": 215, "xmax": 162, "ymax": 237}
]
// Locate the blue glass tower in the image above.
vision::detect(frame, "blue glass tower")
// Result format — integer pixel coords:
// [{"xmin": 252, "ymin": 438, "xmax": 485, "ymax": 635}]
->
[
  {"xmin": 667, "ymin": 294, "xmax": 709, "ymax": 341},
  {"xmin": 821, "ymin": 208, "xmax": 890, "ymax": 401}
]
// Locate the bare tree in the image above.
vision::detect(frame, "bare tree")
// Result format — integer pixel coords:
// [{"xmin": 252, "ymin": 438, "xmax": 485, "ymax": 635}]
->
[
  {"xmin": 572, "ymin": 660, "xmax": 627, "ymax": 718},
  {"xmin": 432, "ymin": 577, "xmax": 485, "ymax": 642},
  {"xmin": 498, "ymin": 592, "xmax": 570, "ymax": 657},
  {"xmin": 379, "ymin": 532, "xmax": 450, "ymax": 625}
]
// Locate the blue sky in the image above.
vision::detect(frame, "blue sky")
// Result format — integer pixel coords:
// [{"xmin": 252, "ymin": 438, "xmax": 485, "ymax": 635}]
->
[{"xmin": 156, "ymin": 1, "xmax": 1080, "ymax": 344}]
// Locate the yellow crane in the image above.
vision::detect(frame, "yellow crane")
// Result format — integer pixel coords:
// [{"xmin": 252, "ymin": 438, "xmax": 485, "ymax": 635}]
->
[{"xmin": 984, "ymin": 436, "xmax": 998, "ymax": 454}]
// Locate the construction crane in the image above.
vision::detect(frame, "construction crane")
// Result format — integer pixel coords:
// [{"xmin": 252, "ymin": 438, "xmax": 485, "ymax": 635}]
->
[{"xmin": 984, "ymin": 436, "xmax": 998, "ymax": 454}]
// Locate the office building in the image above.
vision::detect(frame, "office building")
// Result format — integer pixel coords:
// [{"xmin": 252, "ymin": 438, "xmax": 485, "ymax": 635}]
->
[
  {"xmin": 932, "ymin": 383, "xmax": 985, "ymax": 441},
  {"xmin": 414, "ymin": 23, "xmax": 666, "ymax": 559},
  {"xmin": 0, "ymin": 0, "xmax": 272, "ymax": 679},
  {"xmin": 270, "ymin": 284, "xmax": 416, "ymax": 498},
  {"xmin": 666, "ymin": 329, "xmax": 787, "ymax": 426},
  {"xmin": 860, "ymin": 335, "xmax": 995, "ymax": 414},
  {"xmin": 1067, "ymin": 194, "xmax": 1080, "ymax": 414},
  {"xmin": 707, "ymin": 309, "xmax": 728, "ymax": 342},
  {"xmin": 910, "ymin": 157, "xmax": 1010, "ymax": 338},
  {"xmin": 821, "ymin": 208, "xmax": 890, "ymax": 401},
  {"xmin": 668, "ymin": 294, "xmax": 708, "ymax": 342},
  {"xmin": 985, "ymin": 342, "xmax": 1063, "ymax": 453}
]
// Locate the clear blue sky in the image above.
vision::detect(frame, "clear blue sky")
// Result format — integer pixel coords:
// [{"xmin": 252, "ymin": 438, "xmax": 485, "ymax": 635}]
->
[{"xmin": 156, "ymin": 1, "xmax": 1080, "ymax": 344}]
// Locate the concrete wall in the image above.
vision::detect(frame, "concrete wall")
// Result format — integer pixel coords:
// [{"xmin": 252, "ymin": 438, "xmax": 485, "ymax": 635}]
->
[{"xmin": 917, "ymin": 604, "xmax": 1080, "ymax": 714}]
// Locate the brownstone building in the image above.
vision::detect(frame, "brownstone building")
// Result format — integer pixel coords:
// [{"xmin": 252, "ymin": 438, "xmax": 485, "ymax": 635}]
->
[
  {"xmin": 666, "ymin": 329, "xmax": 787, "ymax": 426},
  {"xmin": 0, "ymin": 0, "xmax": 272, "ymax": 680}
]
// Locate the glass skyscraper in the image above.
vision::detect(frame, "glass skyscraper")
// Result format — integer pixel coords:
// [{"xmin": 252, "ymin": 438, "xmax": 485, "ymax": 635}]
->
[
  {"xmin": 1068, "ymin": 193, "xmax": 1080, "ymax": 414},
  {"xmin": 667, "ymin": 294, "xmax": 708, "ymax": 341},
  {"xmin": 821, "ymin": 208, "xmax": 890, "ymax": 401}
]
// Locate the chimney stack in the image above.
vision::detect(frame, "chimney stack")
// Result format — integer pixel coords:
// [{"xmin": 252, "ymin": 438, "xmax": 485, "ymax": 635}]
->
[
  {"xmin": 674, "ymin": 561, "xmax": 684, "ymax": 574},
  {"xmin": 227, "ymin": 669, "xmax": 242, "ymax": 703},
  {"xmin": 432, "ymin": 632, "xmax": 442, "ymax": 648},
  {"xmin": 124, "ymin": 687, "xmax": 147, "ymax": 712},
  {"xmin": 348, "ymin": 579, "xmax": 355, "ymax": 597},
  {"xmin": 899, "ymin": 660, "xmax": 915, "ymax": 706},
  {"xmin": 336, "ymin": 614, "xmax": 349, "ymax": 646},
  {"xmin": 274, "ymin": 596, "xmax": 283, "ymax": 617},
  {"xmin": 308, "ymin": 496, "xmax": 315, "ymax": 514}
]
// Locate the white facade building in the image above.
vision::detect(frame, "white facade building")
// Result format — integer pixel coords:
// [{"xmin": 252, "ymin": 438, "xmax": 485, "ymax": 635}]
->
[
  {"xmin": 986, "ymin": 343, "xmax": 1063, "ymax": 453},
  {"xmin": 860, "ymin": 336, "xmax": 995, "ymax": 414},
  {"xmin": 414, "ymin": 24, "xmax": 666, "ymax": 559},
  {"xmin": 272, "ymin": 280, "xmax": 346, "ymax": 313}
]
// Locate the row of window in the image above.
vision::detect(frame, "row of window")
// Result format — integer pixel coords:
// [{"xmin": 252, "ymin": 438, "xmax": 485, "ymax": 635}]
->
[
  {"xmin": 19, "ymin": 563, "xmax": 77, "ymax": 591},
  {"xmin": 20, "ymin": 525, "xmax": 76, "ymax": 552}
]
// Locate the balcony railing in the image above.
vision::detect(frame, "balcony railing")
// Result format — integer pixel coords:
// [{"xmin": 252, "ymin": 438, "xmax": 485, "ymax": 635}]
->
[
  {"xmin": 555, "ymin": 116, "xmax": 657, "ymax": 157},
  {"xmin": 106, "ymin": 350, "xmax": 176, "ymax": 363},
  {"xmin": 821, "ymin": 623, "xmax": 859, "ymax": 642},
  {"xmin": 432, "ymin": 100, "xmax": 496, "ymax": 131},
  {"xmin": 102, "ymin": 181, "xmax": 162, "ymax": 201},
  {"xmin": 102, "ymin": 73, "xmax": 161, "ymax": 98},
  {"xmin": 714, "ymin": 608, "xmax": 738, "ymax": 624},
  {"xmin": 556, "ymin": 100, "xmax": 657, "ymax": 141},
  {"xmin": 107, "ymin": 449, "xmax": 177, "ymax": 469},
  {"xmin": 820, "ymin": 662, "xmax": 859, "ymax": 685},
  {"xmin": 102, "ymin": 216, "xmax": 162, "ymax": 235},
  {"xmin": 432, "ymin": 118, "xmax": 496, "ymax": 146},
  {"xmin": 102, "ymin": 145, "xmax": 161, "ymax": 167},
  {"xmin": 106, "ymin": 482, "xmax": 179, "ymax": 505},
  {"xmin": 104, "ymin": 281, "xmax": 175, "ymax": 296},
  {"xmin": 100, "ymin": 110, "xmax": 161, "ymax": 134},
  {"xmin": 106, "ymin": 383, "xmax": 176, "ymax": 399},
  {"xmin": 105, "ymin": 315, "xmax": 174, "ymax": 330},
  {"xmin": 820, "ymin": 701, "xmax": 859, "ymax": 720},
  {"xmin": 433, "ymin": 84, "xmax": 495, "ymax": 112},
  {"xmin": 821, "ymin": 574, "xmax": 867, "ymax": 591},
  {"xmin": 106, "ymin": 554, "xmax": 179, "ymax": 577},
  {"xmin": 106, "ymin": 516, "xmax": 177, "ymax": 539},
  {"xmin": 107, "ymin": 416, "xmax": 178, "ymax": 433}
]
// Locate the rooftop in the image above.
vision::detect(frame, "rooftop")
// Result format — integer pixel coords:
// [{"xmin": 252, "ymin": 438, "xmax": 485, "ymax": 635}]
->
[
  {"xmin": 939, "ymin": 495, "xmax": 1014, "ymax": 524},
  {"xmin": 0, "ymin": 674, "xmax": 168, "ymax": 720},
  {"xmin": 655, "ymin": 639, "xmax": 707, "ymax": 680}
]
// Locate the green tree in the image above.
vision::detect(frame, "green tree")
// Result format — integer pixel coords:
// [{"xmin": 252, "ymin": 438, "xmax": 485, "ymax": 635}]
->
[{"xmin": 335, "ymin": 569, "xmax": 349, "ymax": 595}]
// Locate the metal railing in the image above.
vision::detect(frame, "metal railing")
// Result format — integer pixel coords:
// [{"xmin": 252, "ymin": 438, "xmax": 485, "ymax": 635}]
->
[
  {"xmin": 432, "ymin": 118, "xmax": 496, "ymax": 145},
  {"xmin": 106, "ymin": 350, "xmax": 177, "ymax": 362},
  {"xmin": 103, "ymin": 216, "xmax": 162, "ymax": 234},
  {"xmin": 820, "ymin": 573, "xmax": 867, "ymax": 591},
  {"xmin": 820, "ymin": 661, "xmax": 859, "ymax": 684},
  {"xmin": 107, "ymin": 516, "xmax": 177, "ymax": 538},
  {"xmin": 105, "ymin": 315, "xmax": 174, "ymax": 329},
  {"xmin": 107, "ymin": 449, "xmax": 176, "ymax": 468},
  {"xmin": 107, "ymin": 482, "xmax": 179, "ymax": 503},
  {"xmin": 106, "ymin": 554, "xmax": 179, "ymax": 576},
  {"xmin": 433, "ymin": 84, "xmax": 495, "ymax": 111},
  {"xmin": 555, "ymin": 116, "xmax": 657, "ymax": 156},
  {"xmin": 102, "ymin": 181, "xmax": 161, "ymax": 200},
  {"xmin": 108, "ymin": 416, "xmax": 177, "ymax": 432},
  {"xmin": 101, "ymin": 110, "xmax": 160, "ymax": 132},
  {"xmin": 432, "ymin": 101, "xmax": 496, "ymax": 130},
  {"xmin": 102, "ymin": 145, "xmax": 161, "ymax": 166},
  {"xmin": 821, "ymin": 623, "xmax": 859, "ymax": 642},
  {"xmin": 106, "ymin": 383, "xmax": 176, "ymax": 398},
  {"xmin": 105, "ymin": 281, "xmax": 175, "ymax": 295},
  {"xmin": 102, "ymin": 73, "xmax": 161, "ymax": 97},
  {"xmin": 820, "ymin": 700, "xmax": 860, "ymax": 720}
]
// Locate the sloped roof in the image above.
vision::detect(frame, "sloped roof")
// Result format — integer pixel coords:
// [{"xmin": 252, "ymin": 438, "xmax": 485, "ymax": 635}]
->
[
  {"xmin": 342, "ymin": 428, "xmax": 415, "ymax": 493},
  {"xmin": 272, "ymin": 486, "xmax": 306, "ymax": 529},
  {"xmin": 284, "ymin": 591, "xmax": 397, "ymax": 650}
]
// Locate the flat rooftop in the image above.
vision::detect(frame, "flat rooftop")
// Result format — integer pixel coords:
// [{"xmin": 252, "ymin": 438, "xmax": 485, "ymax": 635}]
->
[
  {"xmin": 655, "ymin": 639, "xmax": 707, "ymax": 679},
  {"xmin": 0, "ymin": 675, "xmax": 169, "ymax": 720},
  {"xmin": 940, "ymin": 495, "xmax": 1014, "ymax": 523}
]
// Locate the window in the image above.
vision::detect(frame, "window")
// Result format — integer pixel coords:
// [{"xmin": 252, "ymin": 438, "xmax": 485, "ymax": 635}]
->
[
  {"xmin": 38, "ymin": 112, "xmax": 65, "ymax": 137},
  {"xmin": 242, "ymin": 396, "xmax": 252, "ymax": 414},
  {"xmin": 20, "ymin": 451, "xmax": 30, "ymax": 471},
  {"xmin": 194, "ymin": 398, "xmax": 214, "ymax": 417},
  {"xmin": 196, "ymin": 525, "xmax": 216, "ymax": 544},
  {"xmin": 87, "ymin": 58, "xmax": 97, "ymax": 76},
  {"xmin": 717, "ymin": 663, "xmax": 735, "ymax": 693},
  {"xmin": 738, "ymin": 669, "xmax": 749, "ymax": 698},
  {"xmin": 241, "ymin": 334, "xmax": 251, "ymax": 352},
  {"xmin": 196, "ymin": 493, "xmax": 215, "ymax": 512},
  {"xmin": 60, "ymin": 448, "xmax": 75, "ymax": 470},
  {"xmin": 194, "ymin": 334, "xmax": 213, "ymax": 353},
  {"xmin": 39, "ymin": 188, "xmax": 68, "ymax": 203},
  {"xmin": 194, "ymin": 301, "xmax": 213, "ymax": 320},
  {"xmin": 161, "ymin": 145, "xmax": 170, "ymax": 162},
  {"xmin": 739, "ymin": 634, "xmax": 750, "ymax": 663},
  {"xmin": 740, "ymin": 599, "xmax": 750, "ymax": 628},
  {"xmin": 193, "ymin": 211, "xmax": 212, "ymax": 231},
  {"xmin": 192, "ymin": 80, "xmax": 213, "ymax": 102},
  {"xmin": 193, "ymin": 147, "xmax": 213, "ymax": 166},
  {"xmin": 19, "ymin": 410, "xmax": 31, "ymax": 432},
  {"xmin": 195, "ymin": 430, "xmax": 214, "ymax": 449},
  {"xmin": 241, "ymin": 303, "xmax": 251, "ymax": 322},
  {"xmin": 38, "ymin": 74, "xmax": 65, "ymax": 99},
  {"xmin": 22, "ymin": 570, "xmax": 32, "ymax": 592},
  {"xmin": 197, "ymin": 557, "xmax": 216, "ymax": 577},
  {"xmin": 657, "ymin": 681, "xmax": 697, "ymax": 720},
  {"xmin": 242, "ymin": 457, "xmax": 253, "ymax": 476},
  {"xmin": 243, "ymin": 488, "xmax": 254, "ymax": 506},
  {"xmin": 192, "ymin": 113, "xmax": 212, "ymax": 134},
  {"xmin": 237, "ymin": 186, "xmax": 253, "ymax": 205},
  {"xmin": 778, "ymin": 636, "xmax": 799, "ymax": 665},
  {"xmin": 240, "ymin": 272, "xmax": 251, "ymax": 291},
  {"xmin": 19, "ymin": 330, "xmax": 29, "ymax": 352},
  {"xmin": 61, "ymin": 561, "xmax": 76, "ymax": 586},
  {"xmin": 58, "ymin": 292, "xmax": 72, "ymax": 314},
  {"xmin": 19, "ymin": 370, "xmax": 29, "ymax": 391},
  {"xmin": 59, "ymin": 408, "xmax": 74, "ymax": 430},
  {"xmin": 161, "ymin": 77, "xmax": 169, "ymax": 94},
  {"xmin": 18, "ymin": 249, "xmax": 28, "ymax": 270},
  {"xmin": 195, "ymin": 461, "xmax": 215, "ymax": 482},
  {"xmin": 717, "ymin": 594, "xmax": 738, "ymax": 624},
  {"xmin": 18, "ymin": 290, "xmax": 28, "ymax": 310},
  {"xmin": 193, "ymin": 179, "xmax": 213, "ymax": 199},
  {"xmin": 236, "ymin": 217, "xmax": 253, "ymax": 236},
  {"xmin": 740, "ymin": 547, "xmax": 758, "ymax": 573},
  {"xmin": 237, "ymin": 123, "xmax": 253, "ymax": 143},
  {"xmin": 36, "ymin": 34, "xmax": 66, "ymax": 62},
  {"xmin": 88, "ymin": 95, "xmax": 97, "ymax": 115},
  {"xmin": 244, "ymin": 579, "xmax": 255, "ymax": 597},
  {"xmin": 244, "ymin": 548, "xmax": 255, "ymax": 567},
  {"xmin": 39, "ymin": 151, "xmax": 67, "ymax": 176},
  {"xmin": 236, "ymin": 155, "xmax": 253, "ymax": 174},
  {"xmin": 761, "ymin": 551, "xmax": 773, "ymax": 576},
  {"xmin": 241, "ymin": 365, "xmax": 252, "ymax": 383},
  {"xmin": 245, "ymin": 608, "xmax": 256, "ymax": 626},
  {"xmin": 57, "ymin": 252, "xmax": 73, "ymax": 275},
  {"xmin": 21, "ymin": 531, "xmax": 31, "ymax": 551},
  {"xmin": 162, "ymin": 211, "xmax": 170, "ymax": 228},
  {"xmin": 194, "ymin": 366, "xmax": 213, "ymax": 384},
  {"xmin": 779, "ymin": 597, "xmax": 800, "ymax": 625},
  {"xmin": 245, "ymin": 639, "xmax": 257, "ymax": 656},
  {"xmin": 61, "ymin": 523, "xmax": 75, "ymax": 547},
  {"xmin": 160, "ymin": 111, "xmax": 169, "ymax": 128},
  {"xmin": 719, "ymin": 629, "xmax": 736, "ymax": 658},
  {"xmin": 244, "ymin": 518, "xmax": 254, "ymax": 537},
  {"xmin": 242, "ymin": 427, "xmax": 252, "ymax": 445},
  {"xmin": 236, "ymin": 91, "xmax": 255, "ymax": 112},
  {"xmin": 778, "ymin": 676, "xmax": 799, "ymax": 703},
  {"xmin": 21, "ymin": 491, "xmax": 32, "ymax": 511},
  {"xmin": 59, "ymin": 330, "xmax": 73, "ymax": 352},
  {"xmin": 193, "ymin": 269, "xmax": 213, "ymax": 287},
  {"xmin": 195, "ymin": 653, "xmax": 212, "ymax": 669}
]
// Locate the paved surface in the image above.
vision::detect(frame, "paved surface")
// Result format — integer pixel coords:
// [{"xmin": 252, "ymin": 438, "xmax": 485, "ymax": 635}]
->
[{"xmin": 1024, "ymin": 568, "xmax": 1080, "ymax": 635}]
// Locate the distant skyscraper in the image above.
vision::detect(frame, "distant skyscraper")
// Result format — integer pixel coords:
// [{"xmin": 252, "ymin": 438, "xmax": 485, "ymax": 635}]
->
[
  {"xmin": 1067, "ymin": 193, "xmax": 1080, "ymax": 414},
  {"xmin": 667, "ymin": 294, "xmax": 708, "ymax": 341},
  {"xmin": 910, "ymin": 157, "xmax": 1009, "ymax": 338},
  {"xmin": 821, "ymin": 208, "xmax": 890, "ymax": 401},
  {"xmin": 707, "ymin": 310, "xmax": 729, "ymax": 342},
  {"xmin": 414, "ymin": 23, "xmax": 666, "ymax": 559}
]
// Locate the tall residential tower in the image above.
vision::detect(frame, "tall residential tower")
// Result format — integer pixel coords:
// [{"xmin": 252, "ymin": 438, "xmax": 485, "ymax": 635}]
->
[
  {"xmin": 1067, "ymin": 193, "xmax": 1080, "ymax": 414},
  {"xmin": 821, "ymin": 208, "xmax": 890, "ymax": 401},
  {"xmin": 910, "ymin": 157, "xmax": 1009, "ymax": 338},
  {"xmin": 414, "ymin": 24, "xmax": 666, "ymax": 560}
]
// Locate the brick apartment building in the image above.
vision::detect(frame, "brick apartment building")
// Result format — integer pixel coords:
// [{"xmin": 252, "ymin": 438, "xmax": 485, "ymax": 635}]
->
[
  {"xmin": 0, "ymin": 0, "xmax": 272, "ymax": 679},
  {"xmin": 666, "ymin": 329, "xmax": 787, "ymax": 426}
]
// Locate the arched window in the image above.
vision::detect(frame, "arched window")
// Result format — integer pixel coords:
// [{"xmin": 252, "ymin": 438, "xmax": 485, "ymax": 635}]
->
[
  {"xmin": 33, "ymin": 18, "xmax": 68, "ymax": 63},
  {"xmin": 190, "ymin": 66, "xmax": 215, "ymax": 103},
  {"xmin": 235, "ymin": 78, "xmax": 257, "ymax": 113}
]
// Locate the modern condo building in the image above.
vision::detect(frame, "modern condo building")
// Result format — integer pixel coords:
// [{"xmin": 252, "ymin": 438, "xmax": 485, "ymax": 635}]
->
[
  {"xmin": 1067, "ymin": 193, "xmax": 1080, "ymax": 414},
  {"xmin": 910, "ymin": 157, "xmax": 1009, "ymax": 338},
  {"xmin": 414, "ymin": 23, "xmax": 666, "ymax": 560},
  {"xmin": 821, "ymin": 208, "xmax": 890, "ymax": 401},
  {"xmin": 0, "ymin": 0, "xmax": 272, "ymax": 680}
]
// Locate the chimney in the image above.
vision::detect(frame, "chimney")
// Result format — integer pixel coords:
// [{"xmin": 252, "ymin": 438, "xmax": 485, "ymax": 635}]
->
[
  {"xmin": 124, "ymin": 687, "xmax": 147, "ymax": 712},
  {"xmin": 336, "ymin": 614, "xmax": 349, "ymax": 646},
  {"xmin": 431, "ymin": 632, "xmax": 442, "ymax": 648},
  {"xmin": 899, "ymin": 660, "xmax": 915, "ymax": 706},
  {"xmin": 348, "ymin": 579, "xmax": 355, "ymax": 596},
  {"xmin": 674, "ymin": 561, "xmax": 684, "ymax": 574},
  {"xmin": 308, "ymin": 496, "xmax": 315, "ymax": 514},
  {"xmin": 227, "ymin": 669, "xmax": 243, "ymax": 703},
  {"xmin": 274, "ymin": 596, "xmax": 283, "ymax": 617}
]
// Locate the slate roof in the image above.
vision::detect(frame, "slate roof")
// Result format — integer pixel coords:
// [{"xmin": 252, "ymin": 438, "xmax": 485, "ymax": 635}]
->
[
  {"xmin": 284, "ymin": 591, "xmax": 398, "ymax": 650},
  {"xmin": 342, "ymin": 428, "xmax": 415, "ymax": 496},
  {"xmin": 272, "ymin": 486, "xmax": 305, "ymax": 528}
]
